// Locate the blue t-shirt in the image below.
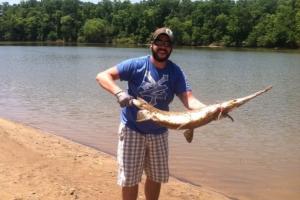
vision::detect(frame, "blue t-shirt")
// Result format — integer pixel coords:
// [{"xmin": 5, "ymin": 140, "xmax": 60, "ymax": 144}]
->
[{"xmin": 117, "ymin": 55, "xmax": 191, "ymax": 134}]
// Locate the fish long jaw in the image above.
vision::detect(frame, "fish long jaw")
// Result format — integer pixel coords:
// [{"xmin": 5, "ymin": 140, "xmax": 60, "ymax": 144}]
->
[{"xmin": 220, "ymin": 86, "xmax": 272, "ymax": 114}]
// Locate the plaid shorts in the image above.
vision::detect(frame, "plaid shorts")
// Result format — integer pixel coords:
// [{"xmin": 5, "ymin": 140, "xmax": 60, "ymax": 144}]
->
[{"xmin": 117, "ymin": 124, "xmax": 169, "ymax": 187}]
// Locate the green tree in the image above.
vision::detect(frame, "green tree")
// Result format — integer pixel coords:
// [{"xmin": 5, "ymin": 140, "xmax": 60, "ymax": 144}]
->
[
  {"xmin": 165, "ymin": 16, "xmax": 193, "ymax": 45},
  {"xmin": 5, "ymin": 15, "xmax": 26, "ymax": 40},
  {"xmin": 246, "ymin": 0, "xmax": 298, "ymax": 47},
  {"xmin": 47, "ymin": 31, "xmax": 58, "ymax": 41},
  {"xmin": 247, "ymin": 14, "xmax": 277, "ymax": 47},
  {"xmin": 0, "ymin": 0, "xmax": 299, "ymax": 48},
  {"xmin": 24, "ymin": 15, "xmax": 39, "ymax": 40},
  {"xmin": 60, "ymin": 15, "xmax": 77, "ymax": 42},
  {"xmin": 83, "ymin": 18, "xmax": 111, "ymax": 43},
  {"xmin": 165, "ymin": 16, "xmax": 184, "ymax": 45},
  {"xmin": 296, "ymin": 10, "xmax": 300, "ymax": 45},
  {"xmin": 95, "ymin": 0, "xmax": 113, "ymax": 22}
]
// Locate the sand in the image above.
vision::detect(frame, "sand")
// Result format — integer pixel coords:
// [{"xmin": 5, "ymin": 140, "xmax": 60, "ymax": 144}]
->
[{"xmin": 0, "ymin": 118, "xmax": 231, "ymax": 200}]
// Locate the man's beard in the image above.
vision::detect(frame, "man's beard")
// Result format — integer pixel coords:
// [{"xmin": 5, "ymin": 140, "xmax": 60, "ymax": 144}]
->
[{"xmin": 151, "ymin": 47, "xmax": 172, "ymax": 62}]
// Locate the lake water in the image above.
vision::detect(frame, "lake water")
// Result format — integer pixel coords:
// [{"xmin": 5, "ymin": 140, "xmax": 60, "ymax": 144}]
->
[{"xmin": 0, "ymin": 45, "xmax": 299, "ymax": 200}]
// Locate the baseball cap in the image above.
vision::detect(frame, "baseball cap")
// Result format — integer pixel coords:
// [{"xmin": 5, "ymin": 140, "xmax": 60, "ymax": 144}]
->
[{"xmin": 152, "ymin": 27, "xmax": 174, "ymax": 43}]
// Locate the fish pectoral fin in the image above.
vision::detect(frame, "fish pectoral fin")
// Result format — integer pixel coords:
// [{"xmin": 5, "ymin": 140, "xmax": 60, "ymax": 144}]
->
[
  {"xmin": 218, "ymin": 112, "xmax": 234, "ymax": 122},
  {"xmin": 136, "ymin": 110, "xmax": 152, "ymax": 122},
  {"xmin": 183, "ymin": 129, "xmax": 194, "ymax": 143},
  {"xmin": 217, "ymin": 108, "xmax": 234, "ymax": 122},
  {"xmin": 225, "ymin": 113, "xmax": 234, "ymax": 122}
]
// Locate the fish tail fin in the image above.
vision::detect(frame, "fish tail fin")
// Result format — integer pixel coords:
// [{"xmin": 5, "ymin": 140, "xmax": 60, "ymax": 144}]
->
[
  {"xmin": 183, "ymin": 129, "xmax": 194, "ymax": 143},
  {"xmin": 136, "ymin": 110, "xmax": 152, "ymax": 122}
]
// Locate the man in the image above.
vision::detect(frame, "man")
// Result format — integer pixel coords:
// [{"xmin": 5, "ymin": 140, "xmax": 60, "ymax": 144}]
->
[{"xmin": 96, "ymin": 27, "xmax": 205, "ymax": 200}]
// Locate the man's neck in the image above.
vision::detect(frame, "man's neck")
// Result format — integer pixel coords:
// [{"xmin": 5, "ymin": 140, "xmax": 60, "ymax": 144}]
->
[{"xmin": 150, "ymin": 56, "xmax": 167, "ymax": 69}]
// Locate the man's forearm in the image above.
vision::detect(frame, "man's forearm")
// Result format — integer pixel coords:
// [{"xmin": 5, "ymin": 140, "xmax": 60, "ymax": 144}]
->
[
  {"xmin": 96, "ymin": 67, "xmax": 122, "ymax": 95},
  {"xmin": 178, "ymin": 91, "xmax": 206, "ymax": 110},
  {"xmin": 187, "ymin": 97, "xmax": 206, "ymax": 110}
]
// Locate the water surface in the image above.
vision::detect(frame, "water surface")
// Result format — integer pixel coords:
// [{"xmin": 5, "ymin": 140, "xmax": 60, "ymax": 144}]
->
[{"xmin": 0, "ymin": 46, "xmax": 299, "ymax": 200}]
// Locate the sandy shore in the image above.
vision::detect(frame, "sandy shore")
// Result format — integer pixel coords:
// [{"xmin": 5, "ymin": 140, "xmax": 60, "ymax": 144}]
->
[{"xmin": 0, "ymin": 118, "xmax": 230, "ymax": 200}]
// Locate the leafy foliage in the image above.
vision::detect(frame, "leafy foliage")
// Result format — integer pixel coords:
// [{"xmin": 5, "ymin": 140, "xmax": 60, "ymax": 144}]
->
[
  {"xmin": 0, "ymin": 0, "xmax": 299, "ymax": 48},
  {"xmin": 83, "ymin": 18, "xmax": 111, "ymax": 43}
]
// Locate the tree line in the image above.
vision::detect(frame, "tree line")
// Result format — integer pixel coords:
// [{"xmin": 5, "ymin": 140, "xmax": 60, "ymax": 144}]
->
[{"xmin": 0, "ymin": 0, "xmax": 299, "ymax": 48}]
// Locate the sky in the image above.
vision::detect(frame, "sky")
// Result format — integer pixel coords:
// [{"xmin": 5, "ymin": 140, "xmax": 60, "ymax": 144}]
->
[{"xmin": 0, "ymin": 0, "xmax": 141, "ymax": 5}]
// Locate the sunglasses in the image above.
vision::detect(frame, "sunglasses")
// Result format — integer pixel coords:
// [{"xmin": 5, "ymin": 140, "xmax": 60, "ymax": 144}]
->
[{"xmin": 153, "ymin": 39, "xmax": 172, "ymax": 47}]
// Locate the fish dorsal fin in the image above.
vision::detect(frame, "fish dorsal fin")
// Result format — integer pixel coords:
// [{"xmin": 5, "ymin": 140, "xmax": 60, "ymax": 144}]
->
[{"xmin": 183, "ymin": 129, "xmax": 194, "ymax": 143}]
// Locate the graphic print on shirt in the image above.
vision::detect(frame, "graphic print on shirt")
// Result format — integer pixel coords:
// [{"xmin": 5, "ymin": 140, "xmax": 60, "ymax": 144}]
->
[{"xmin": 139, "ymin": 70, "xmax": 168, "ymax": 105}]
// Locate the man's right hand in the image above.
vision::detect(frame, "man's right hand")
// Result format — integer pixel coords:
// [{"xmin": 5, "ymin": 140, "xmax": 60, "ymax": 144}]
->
[{"xmin": 115, "ymin": 91, "xmax": 133, "ymax": 107}]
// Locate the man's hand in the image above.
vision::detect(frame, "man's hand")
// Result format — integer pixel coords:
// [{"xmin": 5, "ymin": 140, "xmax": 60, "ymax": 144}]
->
[{"xmin": 115, "ymin": 91, "xmax": 133, "ymax": 107}]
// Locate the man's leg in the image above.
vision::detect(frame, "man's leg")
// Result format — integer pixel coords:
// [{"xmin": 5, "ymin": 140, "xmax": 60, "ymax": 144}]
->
[
  {"xmin": 122, "ymin": 185, "xmax": 139, "ymax": 200},
  {"xmin": 145, "ymin": 178, "xmax": 161, "ymax": 200},
  {"xmin": 117, "ymin": 125, "xmax": 146, "ymax": 200},
  {"xmin": 144, "ymin": 132, "xmax": 169, "ymax": 200}
]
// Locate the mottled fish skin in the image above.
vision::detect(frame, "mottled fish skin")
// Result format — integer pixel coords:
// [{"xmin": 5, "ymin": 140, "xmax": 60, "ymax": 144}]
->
[{"xmin": 132, "ymin": 86, "xmax": 272, "ymax": 143}]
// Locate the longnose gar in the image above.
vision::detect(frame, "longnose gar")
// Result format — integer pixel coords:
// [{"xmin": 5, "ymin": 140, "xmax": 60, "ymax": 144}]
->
[{"xmin": 132, "ymin": 86, "xmax": 272, "ymax": 143}]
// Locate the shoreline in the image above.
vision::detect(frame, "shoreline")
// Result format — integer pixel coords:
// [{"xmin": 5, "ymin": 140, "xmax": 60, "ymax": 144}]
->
[
  {"xmin": 1, "ymin": 41, "xmax": 300, "ymax": 51},
  {"xmin": 0, "ymin": 117, "xmax": 231, "ymax": 200}
]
